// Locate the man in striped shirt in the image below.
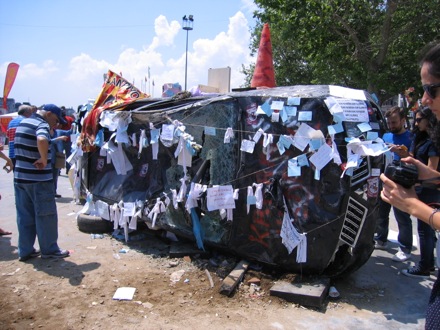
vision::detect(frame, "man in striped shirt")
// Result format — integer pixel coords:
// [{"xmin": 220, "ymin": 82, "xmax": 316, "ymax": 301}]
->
[{"xmin": 14, "ymin": 104, "xmax": 70, "ymax": 261}]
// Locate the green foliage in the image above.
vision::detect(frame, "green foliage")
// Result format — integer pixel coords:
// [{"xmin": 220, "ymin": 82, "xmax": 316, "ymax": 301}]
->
[{"xmin": 244, "ymin": 0, "xmax": 440, "ymax": 104}]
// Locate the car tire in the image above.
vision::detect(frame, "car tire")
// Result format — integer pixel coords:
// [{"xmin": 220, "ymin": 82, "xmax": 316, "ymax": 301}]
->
[{"xmin": 77, "ymin": 214, "xmax": 113, "ymax": 233}]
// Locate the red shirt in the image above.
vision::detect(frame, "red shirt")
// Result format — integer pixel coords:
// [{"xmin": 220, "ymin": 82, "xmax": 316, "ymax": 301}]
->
[{"xmin": 59, "ymin": 116, "xmax": 74, "ymax": 130}]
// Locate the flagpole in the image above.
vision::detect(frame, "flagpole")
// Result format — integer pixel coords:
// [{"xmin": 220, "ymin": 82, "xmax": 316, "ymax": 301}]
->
[{"xmin": 148, "ymin": 66, "xmax": 151, "ymax": 95}]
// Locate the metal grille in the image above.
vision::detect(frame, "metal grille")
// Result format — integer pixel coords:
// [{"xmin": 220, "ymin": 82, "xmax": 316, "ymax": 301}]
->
[
  {"xmin": 339, "ymin": 197, "xmax": 368, "ymax": 247},
  {"xmin": 350, "ymin": 157, "xmax": 370, "ymax": 186}
]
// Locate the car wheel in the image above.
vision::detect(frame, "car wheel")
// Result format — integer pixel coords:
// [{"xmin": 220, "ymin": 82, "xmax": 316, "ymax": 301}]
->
[{"xmin": 77, "ymin": 214, "xmax": 113, "ymax": 233}]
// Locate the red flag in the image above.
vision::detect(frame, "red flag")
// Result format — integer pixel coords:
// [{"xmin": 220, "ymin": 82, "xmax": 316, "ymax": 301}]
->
[{"xmin": 3, "ymin": 63, "xmax": 19, "ymax": 109}]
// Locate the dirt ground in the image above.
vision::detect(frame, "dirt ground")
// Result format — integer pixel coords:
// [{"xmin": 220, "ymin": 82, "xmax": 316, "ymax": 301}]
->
[{"xmin": 0, "ymin": 168, "xmax": 432, "ymax": 329}]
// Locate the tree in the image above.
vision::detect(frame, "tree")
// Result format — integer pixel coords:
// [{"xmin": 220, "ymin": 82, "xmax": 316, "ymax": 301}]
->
[{"xmin": 244, "ymin": 0, "xmax": 440, "ymax": 105}]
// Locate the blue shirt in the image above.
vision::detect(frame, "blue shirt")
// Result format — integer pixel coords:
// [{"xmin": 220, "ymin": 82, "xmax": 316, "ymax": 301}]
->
[
  {"xmin": 14, "ymin": 114, "xmax": 52, "ymax": 183},
  {"xmin": 382, "ymin": 130, "xmax": 413, "ymax": 161},
  {"xmin": 411, "ymin": 138, "xmax": 440, "ymax": 167},
  {"xmin": 50, "ymin": 129, "xmax": 71, "ymax": 165},
  {"xmin": 6, "ymin": 115, "xmax": 24, "ymax": 159}
]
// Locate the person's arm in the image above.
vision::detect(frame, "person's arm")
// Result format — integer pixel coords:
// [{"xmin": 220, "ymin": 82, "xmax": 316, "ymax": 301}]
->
[
  {"xmin": 427, "ymin": 156, "xmax": 439, "ymax": 171},
  {"xmin": 33, "ymin": 136, "xmax": 49, "ymax": 170},
  {"xmin": 0, "ymin": 150, "xmax": 13, "ymax": 172},
  {"xmin": 52, "ymin": 136, "xmax": 69, "ymax": 142}
]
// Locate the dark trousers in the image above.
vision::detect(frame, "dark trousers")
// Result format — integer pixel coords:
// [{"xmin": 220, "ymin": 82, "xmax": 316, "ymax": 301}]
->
[
  {"xmin": 417, "ymin": 219, "xmax": 436, "ymax": 270},
  {"xmin": 375, "ymin": 198, "xmax": 413, "ymax": 253}
]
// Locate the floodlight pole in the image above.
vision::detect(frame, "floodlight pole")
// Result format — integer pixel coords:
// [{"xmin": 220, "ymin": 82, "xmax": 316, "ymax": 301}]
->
[{"xmin": 182, "ymin": 15, "xmax": 194, "ymax": 91}]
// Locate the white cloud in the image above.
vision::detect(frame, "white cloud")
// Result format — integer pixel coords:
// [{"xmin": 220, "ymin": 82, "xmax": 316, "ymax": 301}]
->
[
  {"xmin": 68, "ymin": 11, "xmax": 255, "ymax": 96},
  {"xmin": 149, "ymin": 11, "xmax": 254, "ymax": 92},
  {"xmin": 13, "ymin": 60, "xmax": 59, "ymax": 80},
  {"xmin": 148, "ymin": 15, "xmax": 181, "ymax": 50},
  {"xmin": 240, "ymin": 0, "xmax": 259, "ymax": 13},
  {"xmin": 4, "ymin": 10, "xmax": 255, "ymax": 106},
  {"xmin": 67, "ymin": 53, "xmax": 110, "ymax": 81}
]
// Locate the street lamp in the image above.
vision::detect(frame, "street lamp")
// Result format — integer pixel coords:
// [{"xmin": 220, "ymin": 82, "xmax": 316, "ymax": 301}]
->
[{"xmin": 182, "ymin": 15, "xmax": 194, "ymax": 91}]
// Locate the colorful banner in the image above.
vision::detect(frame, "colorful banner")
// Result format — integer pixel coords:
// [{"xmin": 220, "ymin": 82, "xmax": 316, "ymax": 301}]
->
[
  {"xmin": 3, "ymin": 63, "xmax": 19, "ymax": 109},
  {"xmin": 81, "ymin": 70, "xmax": 150, "ymax": 150}
]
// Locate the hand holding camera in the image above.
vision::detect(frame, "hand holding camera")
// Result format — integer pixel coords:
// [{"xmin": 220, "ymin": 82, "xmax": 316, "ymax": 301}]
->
[{"xmin": 384, "ymin": 160, "xmax": 418, "ymax": 189}]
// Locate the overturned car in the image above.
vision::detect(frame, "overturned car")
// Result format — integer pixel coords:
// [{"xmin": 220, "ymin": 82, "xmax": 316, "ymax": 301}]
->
[{"xmin": 77, "ymin": 84, "xmax": 387, "ymax": 278}]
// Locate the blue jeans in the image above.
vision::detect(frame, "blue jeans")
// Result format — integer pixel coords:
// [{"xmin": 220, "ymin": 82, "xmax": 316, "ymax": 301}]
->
[
  {"xmin": 52, "ymin": 167, "xmax": 59, "ymax": 193},
  {"xmin": 394, "ymin": 207, "xmax": 413, "ymax": 253},
  {"xmin": 375, "ymin": 199, "xmax": 391, "ymax": 243},
  {"xmin": 14, "ymin": 180, "xmax": 61, "ymax": 257},
  {"xmin": 375, "ymin": 199, "xmax": 413, "ymax": 253},
  {"xmin": 417, "ymin": 219, "xmax": 436, "ymax": 270}
]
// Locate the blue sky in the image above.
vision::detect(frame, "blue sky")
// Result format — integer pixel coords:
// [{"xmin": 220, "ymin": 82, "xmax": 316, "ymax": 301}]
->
[{"xmin": 0, "ymin": 0, "xmax": 258, "ymax": 109}]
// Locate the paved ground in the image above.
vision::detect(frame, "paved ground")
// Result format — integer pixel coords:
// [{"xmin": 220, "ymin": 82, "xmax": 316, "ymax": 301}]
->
[{"xmin": 0, "ymin": 155, "xmax": 435, "ymax": 329}]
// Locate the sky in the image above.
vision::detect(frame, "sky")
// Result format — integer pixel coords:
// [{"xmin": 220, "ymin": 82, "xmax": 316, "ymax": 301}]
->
[{"xmin": 0, "ymin": 0, "xmax": 259, "ymax": 110}]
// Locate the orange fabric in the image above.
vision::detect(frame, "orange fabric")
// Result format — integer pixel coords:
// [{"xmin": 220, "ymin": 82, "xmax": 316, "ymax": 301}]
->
[
  {"xmin": 3, "ymin": 63, "xmax": 19, "ymax": 109},
  {"xmin": 80, "ymin": 70, "xmax": 150, "ymax": 151},
  {"xmin": 250, "ymin": 23, "xmax": 276, "ymax": 88}
]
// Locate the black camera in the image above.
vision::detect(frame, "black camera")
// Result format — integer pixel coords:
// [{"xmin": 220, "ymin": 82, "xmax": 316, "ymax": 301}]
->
[{"xmin": 384, "ymin": 161, "xmax": 418, "ymax": 188}]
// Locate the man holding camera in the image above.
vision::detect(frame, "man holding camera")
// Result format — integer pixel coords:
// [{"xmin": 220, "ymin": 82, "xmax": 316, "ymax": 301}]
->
[{"xmin": 375, "ymin": 106, "xmax": 414, "ymax": 262}]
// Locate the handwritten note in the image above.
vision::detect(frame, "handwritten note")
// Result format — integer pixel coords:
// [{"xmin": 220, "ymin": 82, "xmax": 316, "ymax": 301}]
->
[
  {"xmin": 288, "ymin": 159, "xmax": 301, "ymax": 177},
  {"xmin": 298, "ymin": 111, "xmax": 312, "ymax": 121},
  {"xmin": 271, "ymin": 100, "xmax": 284, "ymax": 110},
  {"xmin": 284, "ymin": 105, "xmax": 297, "ymax": 116},
  {"xmin": 207, "ymin": 185, "xmax": 236, "ymax": 211},
  {"xmin": 357, "ymin": 122, "xmax": 372, "ymax": 132},
  {"xmin": 309, "ymin": 143, "xmax": 333, "ymax": 171},
  {"xmin": 122, "ymin": 202, "xmax": 136, "ymax": 217},
  {"xmin": 293, "ymin": 123, "xmax": 315, "ymax": 151},
  {"xmin": 96, "ymin": 200, "xmax": 110, "ymax": 220},
  {"xmin": 240, "ymin": 139, "xmax": 256, "ymax": 153},
  {"xmin": 160, "ymin": 124, "xmax": 174, "ymax": 141},
  {"xmin": 338, "ymin": 99, "xmax": 369, "ymax": 122}
]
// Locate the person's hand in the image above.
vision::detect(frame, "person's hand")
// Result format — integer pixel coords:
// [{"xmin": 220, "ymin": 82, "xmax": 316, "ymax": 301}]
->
[
  {"xmin": 390, "ymin": 144, "xmax": 409, "ymax": 158},
  {"xmin": 3, "ymin": 158, "xmax": 13, "ymax": 173},
  {"xmin": 380, "ymin": 173, "xmax": 419, "ymax": 214},
  {"xmin": 400, "ymin": 157, "xmax": 440, "ymax": 181},
  {"xmin": 33, "ymin": 158, "xmax": 47, "ymax": 170}
]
